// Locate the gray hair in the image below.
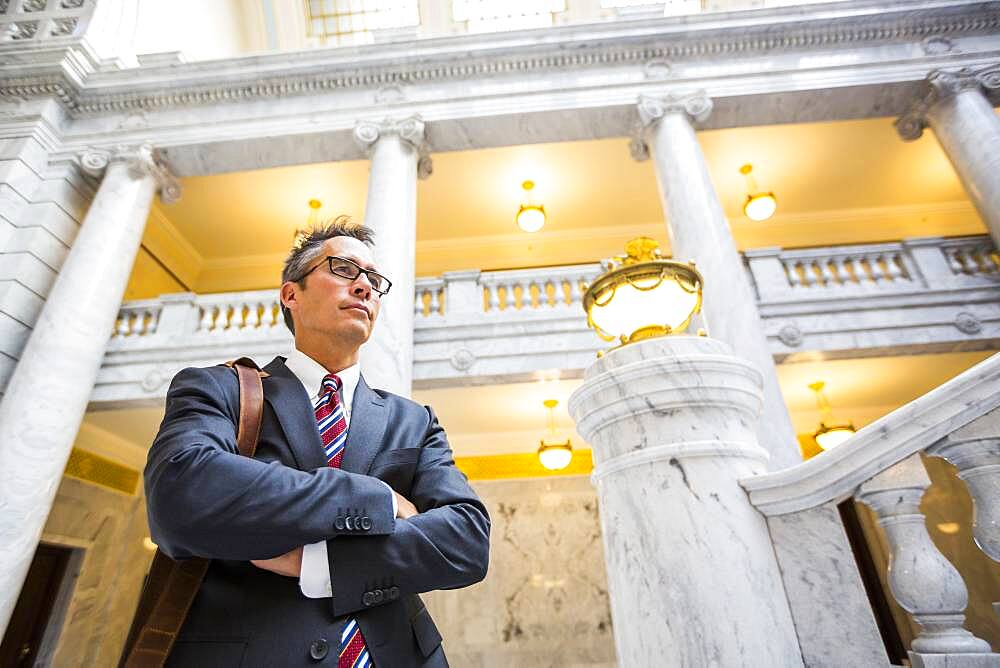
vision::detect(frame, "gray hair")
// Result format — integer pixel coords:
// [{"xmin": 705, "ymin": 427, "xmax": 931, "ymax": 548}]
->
[{"xmin": 280, "ymin": 215, "xmax": 375, "ymax": 333}]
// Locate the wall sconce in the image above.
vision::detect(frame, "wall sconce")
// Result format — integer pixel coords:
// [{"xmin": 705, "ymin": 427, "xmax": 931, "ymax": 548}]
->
[
  {"xmin": 537, "ymin": 399, "xmax": 572, "ymax": 471},
  {"xmin": 740, "ymin": 164, "xmax": 777, "ymax": 222},
  {"xmin": 582, "ymin": 237, "xmax": 703, "ymax": 348},
  {"xmin": 808, "ymin": 380, "xmax": 856, "ymax": 450},
  {"xmin": 516, "ymin": 180, "xmax": 546, "ymax": 232},
  {"xmin": 307, "ymin": 198, "xmax": 322, "ymax": 226}
]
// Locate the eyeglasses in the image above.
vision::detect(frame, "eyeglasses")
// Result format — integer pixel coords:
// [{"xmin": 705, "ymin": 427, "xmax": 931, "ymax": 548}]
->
[{"xmin": 298, "ymin": 256, "xmax": 392, "ymax": 296}]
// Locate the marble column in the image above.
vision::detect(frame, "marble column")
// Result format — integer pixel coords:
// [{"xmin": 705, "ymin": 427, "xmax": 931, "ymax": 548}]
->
[
  {"xmin": 354, "ymin": 117, "xmax": 430, "ymax": 397},
  {"xmin": 0, "ymin": 144, "xmax": 178, "ymax": 635},
  {"xmin": 568, "ymin": 335, "xmax": 802, "ymax": 666},
  {"xmin": 897, "ymin": 65, "xmax": 1000, "ymax": 249},
  {"xmin": 633, "ymin": 93, "xmax": 800, "ymax": 470}
]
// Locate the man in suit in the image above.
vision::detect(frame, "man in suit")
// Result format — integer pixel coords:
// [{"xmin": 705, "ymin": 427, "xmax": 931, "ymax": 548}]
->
[{"xmin": 144, "ymin": 218, "xmax": 490, "ymax": 667}]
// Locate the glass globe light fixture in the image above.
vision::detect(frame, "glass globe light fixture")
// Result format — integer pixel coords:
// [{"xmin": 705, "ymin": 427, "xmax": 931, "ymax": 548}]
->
[
  {"xmin": 808, "ymin": 381, "xmax": 856, "ymax": 451},
  {"xmin": 582, "ymin": 237, "xmax": 703, "ymax": 348},
  {"xmin": 537, "ymin": 399, "xmax": 572, "ymax": 471},
  {"xmin": 740, "ymin": 164, "xmax": 777, "ymax": 222},
  {"xmin": 516, "ymin": 180, "xmax": 546, "ymax": 232}
]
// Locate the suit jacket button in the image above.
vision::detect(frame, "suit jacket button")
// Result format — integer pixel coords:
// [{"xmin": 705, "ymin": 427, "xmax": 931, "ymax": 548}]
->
[
  {"xmin": 309, "ymin": 638, "xmax": 329, "ymax": 661},
  {"xmin": 362, "ymin": 591, "xmax": 375, "ymax": 606},
  {"xmin": 389, "ymin": 586, "xmax": 400, "ymax": 600},
  {"xmin": 334, "ymin": 517, "xmax": 345, "ymax": 531},
  {"xmin": 360, "ymin": 516, "xmax": 372, "ymax": 531},
  {"xmin": 373, "ymin": 589, "xmax": 384, "ymax": 603},
  {"xmin": 345, "ymin": 516, "xmax": 355, "ymax": 531}
]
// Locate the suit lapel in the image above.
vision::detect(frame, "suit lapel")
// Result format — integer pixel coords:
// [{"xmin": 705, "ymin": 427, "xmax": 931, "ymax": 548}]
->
[
  {"xmin": 341, "ymin": 375, "xmax": 388, "ymax": 475},
  {"xmin": 262, "ymin": 357, "xmax": 328, "ymax": 471}
]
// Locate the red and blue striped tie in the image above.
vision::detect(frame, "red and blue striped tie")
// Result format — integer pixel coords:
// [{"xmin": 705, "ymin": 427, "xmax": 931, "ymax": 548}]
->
[{"xmin": 314, "ymin": 374, "xmax": 371, "ymax": 668}]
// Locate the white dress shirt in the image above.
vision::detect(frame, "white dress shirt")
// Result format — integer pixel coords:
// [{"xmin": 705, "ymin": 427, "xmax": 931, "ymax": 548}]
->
[{"xmin": 283, "ymin": 348, "xmax": 396, "ymax": 599}]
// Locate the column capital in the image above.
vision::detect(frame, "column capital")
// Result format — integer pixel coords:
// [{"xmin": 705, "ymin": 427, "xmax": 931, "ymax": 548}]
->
[
  {"xmin": 630, "ymin": 92, "xmax": 713, "ymax": 162},
  {"xmin": 78, "ymin": 144, "xmax": 181, "ymax": 203},
  {"xmin": 895, "ymin": 64, "xmax": 1000, "ymax": 141},
  {"xmin": 353, "ymin": 116, "xmax": 433, "ymax": 179}
]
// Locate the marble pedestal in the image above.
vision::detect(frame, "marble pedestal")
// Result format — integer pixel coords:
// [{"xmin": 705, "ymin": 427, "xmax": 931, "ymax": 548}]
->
[{"xmin": 568, "ymin": 335, "xmax": 802, "ymax": 667}]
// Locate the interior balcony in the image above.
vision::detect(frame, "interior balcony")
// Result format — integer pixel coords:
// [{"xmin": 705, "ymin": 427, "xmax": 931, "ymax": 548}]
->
[{"xmin": 95, "ymin": 233, "xmax": 1000, "ymax": 407}]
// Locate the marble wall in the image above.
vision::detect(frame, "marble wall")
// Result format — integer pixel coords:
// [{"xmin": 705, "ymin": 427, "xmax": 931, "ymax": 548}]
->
[{"xmin": 423, "ymin": 476, "xmax": 615, "ymax": 668}]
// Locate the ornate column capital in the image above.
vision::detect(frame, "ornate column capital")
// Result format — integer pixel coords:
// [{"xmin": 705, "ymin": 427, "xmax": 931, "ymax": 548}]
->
[
  {"xmin": 78, "ymin": 144, "xmax": 181, "ymax": 203},
  {"xmin": 896, "ymin": 64, "xmax": 1000, "ymax": 141},
  {"xmin": 630, "ymin": 92, "xmax": 713, "ymax": 162},
  {"xmin": 353, "ymin": 116, "xmax": 433, "ymax": 179}
]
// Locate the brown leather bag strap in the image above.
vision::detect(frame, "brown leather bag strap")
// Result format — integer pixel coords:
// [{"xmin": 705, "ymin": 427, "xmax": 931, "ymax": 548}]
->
[
  {"xmin": 228, "ymin": 357, "xmax": 266, "ymax": 458},
  {"xmin": 121, "ymin": 358, "xmax": 267, "ymax": 668}
]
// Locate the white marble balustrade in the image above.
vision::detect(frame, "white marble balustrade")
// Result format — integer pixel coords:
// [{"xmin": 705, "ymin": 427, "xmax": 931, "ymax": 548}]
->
[
  {"xmin": 743, "ymin": 352, "xmax": 1000, "ymax": 666},
  {"xmin": 94, "ymin": 236, "xmax": 1000, "ymax": 406}
]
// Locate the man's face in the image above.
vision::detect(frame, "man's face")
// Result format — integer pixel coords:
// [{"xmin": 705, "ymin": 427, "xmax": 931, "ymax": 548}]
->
[{"xmin": 281, "ymin": 236, "xmax": 383, "ymax": 347}]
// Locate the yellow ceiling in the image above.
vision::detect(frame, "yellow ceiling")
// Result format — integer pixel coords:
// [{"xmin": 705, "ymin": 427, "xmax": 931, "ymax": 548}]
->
[
  {"xmin": 85, "ymin": 350, "xmax": 995, "ymax": 461},
  {"xmin": 143, "ymin": 115, "xmax": 986, "ymax": 295}
]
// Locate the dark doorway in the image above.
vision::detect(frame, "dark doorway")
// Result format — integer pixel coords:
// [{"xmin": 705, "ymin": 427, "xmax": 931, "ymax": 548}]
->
[{"xmin": 0, "ymin": 544, "xmax": 76, "ymax": 667}]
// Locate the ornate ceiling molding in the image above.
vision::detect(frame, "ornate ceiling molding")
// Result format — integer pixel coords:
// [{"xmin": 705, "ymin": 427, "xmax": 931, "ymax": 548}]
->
[{"xmin": 1, "ymin": 2, "xmax": 999, "ymax": 118}]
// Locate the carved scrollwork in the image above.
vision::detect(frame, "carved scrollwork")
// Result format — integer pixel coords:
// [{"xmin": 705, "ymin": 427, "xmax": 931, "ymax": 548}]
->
[
  {"xmin": 79, "ymin": 144, "xmax": 181, "ymax": 204},
  {"xmin": 954, "ymin": 311, "xmax": 982, "ymax": 335},
  {"xmin": 777, "ymin": 324, "xmax": 803, "ymax": 348},
  {"xmin": 897, "ymin": 64, "xmax": 1000, "ymax": 141},
  {"xmin": 637, "ymin": 92, "xmax": 713, "ymax": 127},
  {"xmin": 354, "ymin": 116, "xmax": 433, "ymax": 180},
  {"xmin": 449, "ymin": 348, "xmax": 476, "ymax": 372},
  {"xmin": 79, "ymin": 149, "xmax": 110, "ymax": 176}
]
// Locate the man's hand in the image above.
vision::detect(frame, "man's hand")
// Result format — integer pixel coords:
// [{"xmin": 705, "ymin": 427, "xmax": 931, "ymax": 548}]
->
[
  {"xmin": 251, "ymin": 546, "xmax": 303, "ymax": 578},
  {"xmin": 395, "ymin": 491, "xmax": 418, "ymax": 519}
]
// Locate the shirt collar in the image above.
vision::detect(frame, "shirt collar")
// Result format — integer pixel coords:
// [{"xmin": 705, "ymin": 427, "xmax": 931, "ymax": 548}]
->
[{"xmin": 284, "ymin": 348, "xmax": 361, "ymax": 416}]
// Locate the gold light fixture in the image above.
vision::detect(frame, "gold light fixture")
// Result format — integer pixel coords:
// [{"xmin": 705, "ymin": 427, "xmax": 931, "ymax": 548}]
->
[
  {"xmin": 307, "ymin": 198, "xmax": 322, "ymax": 225},
  {"xmin": 516, "ymin": 180, "xmax": 546, "ymax": 233},
  {"xmin": 808, "ymin": 380, "xmax": 856, "ymax": 451},
  {"xmin": 582, "ymin": 237, "xmax": 703, "ymax": 348},
  {"xmin": 537, "ymin": 399, "xmax": 573, "ymax": 471},
  {"xmin": 740, "ymin": 164, "xmax": 777, "ymax": 222}
]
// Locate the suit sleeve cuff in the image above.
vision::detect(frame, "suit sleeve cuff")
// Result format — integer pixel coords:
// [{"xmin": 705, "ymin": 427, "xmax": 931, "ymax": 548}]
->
[
  {"xmin": 382, "ymin": 480, "xmax": 397, "ymax": 517},
  {"xmin": 299, "ymin": 541, "xmax": 333, "ymax": 598}
]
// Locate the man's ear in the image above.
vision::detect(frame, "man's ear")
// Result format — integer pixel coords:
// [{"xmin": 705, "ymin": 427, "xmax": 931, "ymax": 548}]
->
[{"xmin": 279, "ymin": 281, "xmax": 298, "ymax": 313}]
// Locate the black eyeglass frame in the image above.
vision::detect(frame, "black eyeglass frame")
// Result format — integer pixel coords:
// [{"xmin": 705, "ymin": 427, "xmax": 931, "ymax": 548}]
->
[{"xmin": 297, "ymin": 255, "xmax": 392, "ymax": 296}]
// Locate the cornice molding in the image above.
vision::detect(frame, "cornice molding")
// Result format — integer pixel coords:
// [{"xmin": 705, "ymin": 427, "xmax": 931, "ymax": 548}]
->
[{"xmin": 2, "ymin": 2, "xmax": 999, "ymax": 118}]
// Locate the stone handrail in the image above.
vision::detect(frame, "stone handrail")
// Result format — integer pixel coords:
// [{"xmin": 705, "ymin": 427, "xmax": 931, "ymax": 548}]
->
[
  {"xmin": 741, "ymin": 352, "xmax": 1000, "ymax": 516},
  {"xmin": 742, "ymin": 352, "xmax": 1000, "ymax": 661}
]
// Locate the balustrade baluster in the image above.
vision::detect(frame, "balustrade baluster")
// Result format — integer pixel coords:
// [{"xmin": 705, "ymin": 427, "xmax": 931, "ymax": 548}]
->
[
  {"xmin": 263, "ymin": 302, "xmax": 277, "ymax": 327},
  {"xmin": 856, "ymin": 454, "xmax": 992, "ymax": 657},
  {"xmin": 569, "ymin": 278, "xmax": 584, "ymax": 305},
  {"xmin": 929, "ymin": 410, "xmax": 1000, "ymax": 563},
  {"xmin": 199, "ymin": 306, "xmax": 215, "ymax": 332},
  {"xmin": 817, "ymin": 259, "xmax": 835, "ymax": 286},
  {"xmin": 847, "ymin": 257, "xmax": 871, "ymax": 285},
  {"xmin": 884, "ymin": 253, "xmax": 907, "ymax": 281},
  {"xmin": 783, "ymin": 260, "xmax": 801, "ymax": 288},
  {"xmin": 486, "ymin": 282, "xmax": 500, "ymax": 312},
  {"xmin": 246, "ymin": 303, "xmax": 261, "ymax": 329},
  {"xmin": 428, "ymin": 287, "xmax": 441, "ymax": 315},
  {"xmin": 506, "ymin": 282, "xmax": 519, "ymax": 310},
  {"xmin": 121, "ymin": 313, "xmax": 135, "ymax": 337},
  {"xmin": 414, "ymin": 289, "xmax": 425, "ymax": 318},
  {"xmin": 944, "ymin": 248, "xmax": 965, "ymax": 274},
  {"xmin": 802, "ymin": 261, "xmax": 817, "ymax": 287}
]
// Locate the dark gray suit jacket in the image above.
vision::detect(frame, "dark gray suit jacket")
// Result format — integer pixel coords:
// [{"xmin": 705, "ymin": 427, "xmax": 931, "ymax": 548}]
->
[{"xmin": 144, "ymin": 356, "xmax": 490, "ymax": 667}]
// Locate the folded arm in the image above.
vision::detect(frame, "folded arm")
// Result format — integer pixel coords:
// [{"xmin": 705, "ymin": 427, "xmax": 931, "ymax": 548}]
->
[
  {"xmin": 325, "ymin": 407, "xmax": 491, "ymax": 617},
  {"xmin": 145, "ymin": 366, "xmax": 394, "ymax": 561}
]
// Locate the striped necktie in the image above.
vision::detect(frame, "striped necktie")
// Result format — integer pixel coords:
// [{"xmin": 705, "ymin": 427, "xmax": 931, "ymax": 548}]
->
[{"xmin": 313, "ymin": 374, "xmax": 372, "ymax": 668}]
